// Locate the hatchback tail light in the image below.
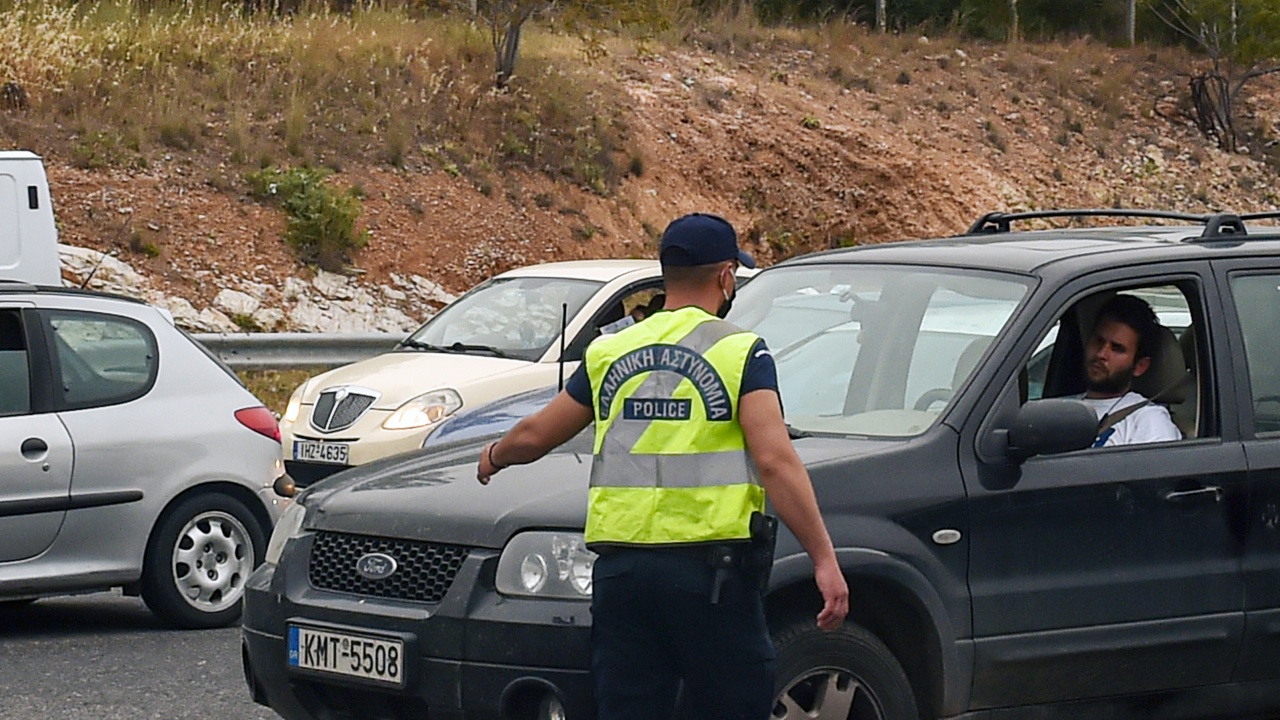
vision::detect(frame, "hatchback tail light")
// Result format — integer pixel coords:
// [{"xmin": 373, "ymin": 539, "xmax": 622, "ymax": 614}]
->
[{"xmin": 236, "ymin": 406, "xmax": 282, "ymax": 443}]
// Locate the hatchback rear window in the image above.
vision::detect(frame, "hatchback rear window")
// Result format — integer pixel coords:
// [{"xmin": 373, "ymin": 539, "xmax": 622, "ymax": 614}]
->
[{"xmin": 45, "ymin": 310, "xmax": 158, "ymax": 410}]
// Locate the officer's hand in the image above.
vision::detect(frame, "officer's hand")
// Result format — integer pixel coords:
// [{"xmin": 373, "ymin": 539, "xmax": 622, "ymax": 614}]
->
[
  {"xmin": 477, "ymin": 442, "xmax": 501, "ymax": 485},
  {"xmin": 814, "ymin": 560, "xmax": 849, "ymax": 631}
]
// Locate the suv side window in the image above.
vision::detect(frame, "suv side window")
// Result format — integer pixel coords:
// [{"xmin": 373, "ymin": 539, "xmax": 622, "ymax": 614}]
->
[
  {"xmin": 0, "ymin": 309, "xmax": 30, "ymax": 415},
  {"xmin": 1229, "ymin": 274, "xmax": 1280, "ymax": 435},
  {"xmin": 1019, "ymin": 283, "xmax": 1203, "ymax": 440},
  {"xmin": 44, "ymin": 310, "xmax": 158, "ymax": 410}
]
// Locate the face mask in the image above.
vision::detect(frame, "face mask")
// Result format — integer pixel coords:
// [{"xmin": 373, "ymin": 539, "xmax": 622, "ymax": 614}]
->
[{"xmin": 716, "ymin": 285, "xmax": 735, "ymax": 319}]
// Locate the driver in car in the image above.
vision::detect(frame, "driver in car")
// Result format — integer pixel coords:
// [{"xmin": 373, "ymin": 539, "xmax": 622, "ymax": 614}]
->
[{"xmin": 1076, "ymin": 294, "xmax": 1182, "ymax": 447}]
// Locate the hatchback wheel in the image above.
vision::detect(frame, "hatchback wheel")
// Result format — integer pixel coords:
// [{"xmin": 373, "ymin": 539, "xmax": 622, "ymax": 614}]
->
[
  {"xmin": 772, "ymin": 620, "xmax": 918, "ymax": 720},
  {"xmin": 142, "ymin": 493, "xmax": 265, "ymax": 629}
]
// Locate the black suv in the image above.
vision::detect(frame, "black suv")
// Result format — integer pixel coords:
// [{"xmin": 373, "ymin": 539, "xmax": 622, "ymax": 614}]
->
[{"xmin": 241, "ymin": 210, "xmax": 1280, "ymax": 720}]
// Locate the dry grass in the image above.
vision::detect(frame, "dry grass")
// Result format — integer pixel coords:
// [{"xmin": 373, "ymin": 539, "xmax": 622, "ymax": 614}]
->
[
  {"xmin": 238, "ymin": 367, "xmax": 318, "ymax": 415},
  {"xmin": 0, "ymin": 1, "xmax": 630, "ymax": 192}
]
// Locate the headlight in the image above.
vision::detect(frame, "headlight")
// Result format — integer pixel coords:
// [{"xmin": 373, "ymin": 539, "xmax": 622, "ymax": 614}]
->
[
  {"xmin": 282, "ymin": 384, "xmax": 305, "ymax": 424},
  {"xmin": 264, "ymin": 501, "xmax": 308, "ymax": 565},
  {"xmin": 496, "ymin": 531, "xmax": 597, "ymax": 599},
  {"xmin": 382, "ymin": 389, "xmax": 463, "ymax": 430}
]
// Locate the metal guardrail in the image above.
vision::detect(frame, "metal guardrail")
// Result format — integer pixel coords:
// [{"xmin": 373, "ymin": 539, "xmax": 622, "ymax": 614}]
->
[{"xmin": 193, "ymin": 332, "xmax": 404, "ymax": 369}]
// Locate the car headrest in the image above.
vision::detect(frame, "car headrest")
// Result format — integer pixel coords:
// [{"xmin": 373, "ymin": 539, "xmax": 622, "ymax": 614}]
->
[
  {"xmin": 953, "ymin": 336, "xmax": 992, "ymax": 389},
  {"xmin": 1179, "ymin": 325, "xmax": 1196, "ymax": 372},
  {"xmin": 1131, "ymin": 324, "xmax": 1189, "ymax": 404}
]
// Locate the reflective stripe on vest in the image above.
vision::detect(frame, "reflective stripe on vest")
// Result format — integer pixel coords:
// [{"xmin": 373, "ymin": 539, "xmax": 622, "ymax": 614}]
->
[{"xmin": 584, "ymin": 307, "xmax": 764, "ymax": 545}]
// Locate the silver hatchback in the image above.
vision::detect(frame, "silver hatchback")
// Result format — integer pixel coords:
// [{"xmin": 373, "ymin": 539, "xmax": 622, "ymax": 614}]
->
[{"xmin": 0, "ymin": 280, "xmax": 287, "ymax": 628}]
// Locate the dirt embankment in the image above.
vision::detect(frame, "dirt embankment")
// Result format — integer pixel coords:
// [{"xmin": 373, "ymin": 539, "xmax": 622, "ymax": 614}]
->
[{"xmin": 43, "ymin": 37, "xmax": 1280, "ymax": 325}]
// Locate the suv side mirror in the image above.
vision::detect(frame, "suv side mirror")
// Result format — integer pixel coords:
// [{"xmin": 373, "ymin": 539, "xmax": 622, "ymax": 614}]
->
[{"xmin": 1005, "ymin": 399, "xmax": 1097, "ymax": 462}]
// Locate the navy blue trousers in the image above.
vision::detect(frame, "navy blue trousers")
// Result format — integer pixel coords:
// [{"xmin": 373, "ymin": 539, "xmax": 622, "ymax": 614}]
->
[{"xmin": 590, "ymin": 548, "xmax": 777, "ymax": 720}]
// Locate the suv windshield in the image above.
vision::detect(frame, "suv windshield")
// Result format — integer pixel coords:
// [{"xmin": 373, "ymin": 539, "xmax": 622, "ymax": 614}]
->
[
  {"xmin": 730, "ymin": 264, "xmax": 1031, "ymax": 437},
  {"xmin": 404, "ymin": 276, "xmax": 603, "ymax": 362}
]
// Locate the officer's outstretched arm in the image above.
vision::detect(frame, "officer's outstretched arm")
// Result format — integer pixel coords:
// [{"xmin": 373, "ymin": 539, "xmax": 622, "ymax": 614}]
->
[
  {"xmin": 477, "ymin": 391, "xmax": 593, "ymax": 484},
  {"xmin": 739, "ymin": 389, "xmax": 849, "ymax": 631}
]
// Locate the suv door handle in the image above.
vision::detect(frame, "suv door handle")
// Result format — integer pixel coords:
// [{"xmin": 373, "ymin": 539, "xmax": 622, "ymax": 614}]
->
[{"xmin": 1162, "ymin": 486, "xmax": 1223, "ymax": 505}]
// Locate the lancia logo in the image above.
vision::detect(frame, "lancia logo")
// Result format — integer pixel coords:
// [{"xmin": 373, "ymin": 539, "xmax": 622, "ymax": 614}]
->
[{"xmin": 356, "ymin": 552, "xmax": 398, "ymax": 580}]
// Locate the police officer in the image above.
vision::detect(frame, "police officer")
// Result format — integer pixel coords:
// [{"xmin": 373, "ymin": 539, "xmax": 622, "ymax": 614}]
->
[{"xmin": 477, "ymin": 213, "xmax": 848, "ymax": 720}]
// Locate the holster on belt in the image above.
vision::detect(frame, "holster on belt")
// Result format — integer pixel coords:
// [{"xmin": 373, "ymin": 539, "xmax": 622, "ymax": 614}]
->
[{"xmin": 745, "ymin": 511, "xmax": 778, "ymax": 592}]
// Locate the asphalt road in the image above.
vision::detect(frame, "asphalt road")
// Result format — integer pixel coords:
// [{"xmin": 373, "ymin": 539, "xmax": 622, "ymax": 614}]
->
[
  {"xmin": 0, "ymin": 590, "xmax": 277, "ymax": 720},
  {"xmin": 3, "ymin": 591, "xmax": 1278, "ymax": 720}
]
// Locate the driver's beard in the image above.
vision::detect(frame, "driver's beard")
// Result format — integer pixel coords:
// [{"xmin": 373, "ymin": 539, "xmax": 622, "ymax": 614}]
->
[{"xmin": 1086, "ymin": 366, "xmax": 1134, "ymax": 396}]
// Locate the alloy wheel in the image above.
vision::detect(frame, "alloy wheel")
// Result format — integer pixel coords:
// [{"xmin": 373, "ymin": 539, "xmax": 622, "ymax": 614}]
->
[{"xmin": 773, "ymin": 667, "xmax": 885, "ymax": 720}]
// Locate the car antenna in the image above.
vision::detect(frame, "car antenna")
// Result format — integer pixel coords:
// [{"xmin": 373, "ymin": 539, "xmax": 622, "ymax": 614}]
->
[
  {"xmin": 79, "ymin": 248, "xmax": 118, "ymax": 289},
  {"xmin": 558, "ymin": 302, "xmax": 568, "ymax": 391}
]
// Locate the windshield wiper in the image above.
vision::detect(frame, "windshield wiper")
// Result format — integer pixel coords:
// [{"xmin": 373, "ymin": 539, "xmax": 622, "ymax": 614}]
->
[
  {"xmin": 400, "ymin": 338, "xmax": 447, "ymax": 352},
  {"xmin": 785, "ymin": 423, "xmax": 811, "ymax": 439},
  {"xmin": 399, "ymin": 339, "xmax": 517, "ymax": 359},
  {"xmin": 441, "ymin": 342, "xmax": 516, "ymax": 360}
]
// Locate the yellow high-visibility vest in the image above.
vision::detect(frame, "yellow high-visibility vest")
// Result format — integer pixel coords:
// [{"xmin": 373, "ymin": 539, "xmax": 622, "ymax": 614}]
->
[{"xmin": 584, "ymin": 306, "xmax": 764, "ymax": 545}]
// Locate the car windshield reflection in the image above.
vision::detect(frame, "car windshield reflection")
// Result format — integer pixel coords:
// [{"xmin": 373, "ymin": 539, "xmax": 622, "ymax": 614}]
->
[
  {"xmin": 730, "ymin": 265, "xmax": 1031, "ymax": 437},
  {"xmin": 403, "ymin": 276, "xmax": 604, "ymax": 362}
]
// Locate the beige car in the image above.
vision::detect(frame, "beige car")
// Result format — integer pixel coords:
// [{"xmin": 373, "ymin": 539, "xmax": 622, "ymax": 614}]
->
[{"xmin": 281, "ymin": 259, "xmax": 700, "ymax": 486}]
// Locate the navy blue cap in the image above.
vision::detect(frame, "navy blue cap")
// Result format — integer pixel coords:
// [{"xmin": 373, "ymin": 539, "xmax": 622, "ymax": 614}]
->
[{"xmin": 658, "ymin": 213, "xmax": 756, "ymax": 269}]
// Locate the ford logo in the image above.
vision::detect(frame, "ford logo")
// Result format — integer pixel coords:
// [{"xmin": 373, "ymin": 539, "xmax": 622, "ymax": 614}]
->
[{"xmin": 355, "ymin": 552, "xmax": 398, "ymax": 581}]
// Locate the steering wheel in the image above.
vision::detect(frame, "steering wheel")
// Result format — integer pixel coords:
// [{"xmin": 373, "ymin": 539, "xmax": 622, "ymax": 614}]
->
[{"xmin": 913, "ymin": 388, "xmax": 953, "ymax": 411}]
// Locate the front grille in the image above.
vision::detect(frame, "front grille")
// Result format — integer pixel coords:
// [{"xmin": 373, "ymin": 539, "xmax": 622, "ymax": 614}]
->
[
  {"xmin": 308, "ymin": 531, "xmax": 469, "ymax": 604},
  {"xmin": 310, "ymin": 387, "xmax": 377, "ymax": 432}
]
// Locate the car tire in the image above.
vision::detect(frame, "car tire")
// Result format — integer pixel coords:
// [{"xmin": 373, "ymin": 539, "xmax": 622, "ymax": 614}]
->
[
  {"xmin": 142, "ymin": 493, "xmax": 266, "ymax": 629},
  {"xmin": 771, "ymin": 619, "xmax": 919, "ymax": 720}
]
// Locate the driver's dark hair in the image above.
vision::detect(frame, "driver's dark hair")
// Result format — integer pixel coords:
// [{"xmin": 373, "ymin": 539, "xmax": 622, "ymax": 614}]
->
[{"xmin": 1094, "ymin": 293, "xmax": 1159, "ymax": 360}]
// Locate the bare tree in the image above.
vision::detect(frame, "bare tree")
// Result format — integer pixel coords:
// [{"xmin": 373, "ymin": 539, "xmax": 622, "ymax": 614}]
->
[
  {"xmin": 1008, "ymin": 0, "xmax": 1019, "ymax": 42},
  {"xmin": 477, "ymin": 0, "xmax": 541, "ymax": 88},
  {"xmin": 1127, "ymin": 0, "xmax": 1137, "ymax": 46},
  {"xmin": 1151, "ymin": 0, "xmax": 1280, "ymax": 151},
  {"xmin": 876, "ymin": 0, "xmax": 886, "ymax": 33}
]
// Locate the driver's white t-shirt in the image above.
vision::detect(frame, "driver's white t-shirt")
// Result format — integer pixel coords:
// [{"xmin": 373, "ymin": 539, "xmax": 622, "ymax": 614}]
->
[{"xmin": 1077, "ymin": 391, "xmax": 1182, "ymax": 447}]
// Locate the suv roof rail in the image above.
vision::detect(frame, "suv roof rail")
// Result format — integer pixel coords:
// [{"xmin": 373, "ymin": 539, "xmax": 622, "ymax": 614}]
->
[
  {"xmin": 1238, "ymin": 211, "xmax": 1280, "ymax": 223},
  {"xmin": 966, "ymin": 209, "xmax": 1208, "ymax": 235},
  {"xmin": 967, "ymin": 208, "xmax": 1280, "ymax": 242}
]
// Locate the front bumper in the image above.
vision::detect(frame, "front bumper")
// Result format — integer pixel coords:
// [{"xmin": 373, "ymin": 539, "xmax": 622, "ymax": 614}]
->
[
  {"xmin": 284, "ymin": 460, "xmax": 348, "ymax": 488},
  {"xmin": 241, "ymin": 539, "xmax": 594, "ymax": 720},
  {"xmin": 281, "ymin": 424, "xmax": 440, "ymax": 488}
]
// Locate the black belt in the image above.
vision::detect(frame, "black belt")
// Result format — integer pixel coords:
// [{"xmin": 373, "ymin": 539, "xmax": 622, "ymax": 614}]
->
[{"xmin": 592, "ymin": 542, "xmax": 749, "ymax": 563}]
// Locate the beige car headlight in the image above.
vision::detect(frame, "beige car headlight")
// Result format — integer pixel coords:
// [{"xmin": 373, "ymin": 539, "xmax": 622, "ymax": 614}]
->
[
  {"xmin": 382, "ymin": 389, "xmax": 463, "ymax": 430},
  {"xmin": 282, "ymin": 384, "xmax": 306, "ymax": 424}
]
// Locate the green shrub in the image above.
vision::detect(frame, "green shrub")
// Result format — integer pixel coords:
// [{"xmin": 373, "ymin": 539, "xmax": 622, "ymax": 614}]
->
[{"xmin": 247, "ymin": 166, "xmax": 368, "ymax": 272}]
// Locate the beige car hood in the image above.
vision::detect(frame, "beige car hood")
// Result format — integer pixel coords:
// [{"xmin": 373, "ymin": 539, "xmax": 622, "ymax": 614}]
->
[{"xmin": 306, "ymin": 350, "xmax": 535, "ymax": 409}]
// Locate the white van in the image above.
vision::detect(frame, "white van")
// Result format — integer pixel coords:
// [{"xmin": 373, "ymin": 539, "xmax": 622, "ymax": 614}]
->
[{"xmin": 0, "ymin": 150, "xmax": 61, "ymax": 286}]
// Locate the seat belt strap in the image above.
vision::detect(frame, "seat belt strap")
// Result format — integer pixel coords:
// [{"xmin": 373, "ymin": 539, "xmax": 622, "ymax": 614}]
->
[
  {"xmin": 1097, "ymin": 400, "xmax": 1149, "ymax": 435},
  {"xmin": 1096, "ymin": 371, "xmax": 1190, "ymax": 436}
]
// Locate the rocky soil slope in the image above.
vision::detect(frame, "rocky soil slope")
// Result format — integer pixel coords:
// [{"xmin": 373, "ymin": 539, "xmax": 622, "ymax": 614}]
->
[{"xmin": 45, "ymin": 37, "xmax": 1280, "ymax": 333}]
